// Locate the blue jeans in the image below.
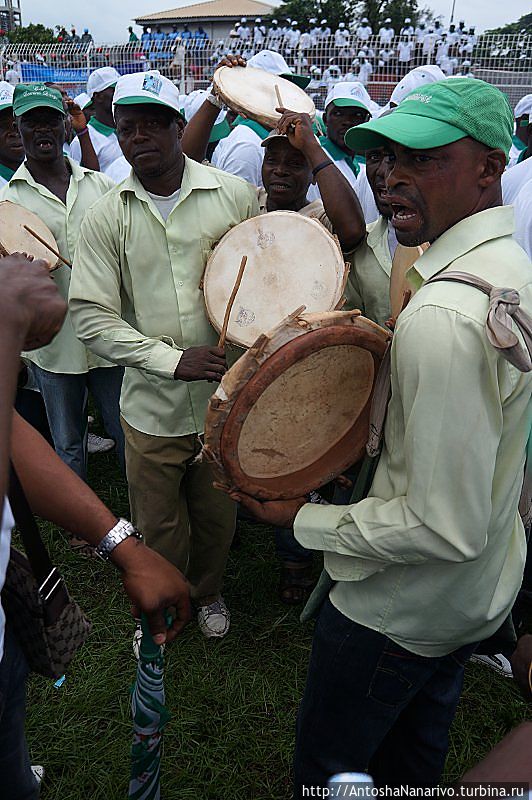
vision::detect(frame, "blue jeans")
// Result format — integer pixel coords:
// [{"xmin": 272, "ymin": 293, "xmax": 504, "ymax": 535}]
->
[
  {"xmin": 0, "ymin": 628, "xmax": 39, "ymax": 800},
  {"xmin": 275, "ymin": 527, "xmax": 313, "ymax": 564},
  {"xmin": 31, "ymin": 365, "xmax": 124, "ymax": 480},
  {"xmin": 293, "ymin": 599, "xmax": 477, "ymax": 796}
]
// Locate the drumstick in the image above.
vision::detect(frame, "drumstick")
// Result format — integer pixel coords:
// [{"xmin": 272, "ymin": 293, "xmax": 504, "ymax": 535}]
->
[
  {"xmin": 218, "ymin": 255, "xmax": 248, "ymax": 348},
  {"xmin": 23, "ymin": 225, "xmax": 72, "ymax": 268},
  {"xmin": 274, "ymin": 84, "xmax": 283, "ymax": 109}
]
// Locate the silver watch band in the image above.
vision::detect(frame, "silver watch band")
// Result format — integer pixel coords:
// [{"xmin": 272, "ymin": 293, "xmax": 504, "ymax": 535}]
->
[{"xmin": 95, "ymin": 519, "xmax": 143, "ymax": 562}]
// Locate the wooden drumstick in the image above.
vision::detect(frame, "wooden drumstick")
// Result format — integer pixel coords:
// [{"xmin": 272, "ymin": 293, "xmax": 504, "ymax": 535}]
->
[
  {"xmin": 218, "ymin": 255, "xmax": 248, "ymax": 348},
  {"xmin": 23, "ymin": 225, "xmax": 72, "ymax": 268},
  {"xmin": 274, "ymin": 83, "xmax": 283, "ymax": 109}
]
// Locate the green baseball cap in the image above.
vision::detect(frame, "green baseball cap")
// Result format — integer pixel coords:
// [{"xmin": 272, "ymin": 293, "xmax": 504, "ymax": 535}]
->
[
  {"xmin": 13, "ymin": 83, "xmax": 66, "ymax": 117},
  {"xmin": 344, "ymin": 78, "xmax": 513, "ymax": 157}
]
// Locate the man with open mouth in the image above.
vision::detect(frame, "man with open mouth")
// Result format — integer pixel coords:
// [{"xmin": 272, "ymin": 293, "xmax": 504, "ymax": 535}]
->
[{"xmin": 232, "ymin": 78, "xmax": 532, "ymax": 792}]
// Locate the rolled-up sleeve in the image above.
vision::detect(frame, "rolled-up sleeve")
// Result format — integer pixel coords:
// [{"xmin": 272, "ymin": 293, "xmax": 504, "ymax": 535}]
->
[
  {"xmin": 69, "ymin": 206, "xmax": 182, "ymax": 379},
  {"xmin": 295, "ymin": 304, "xmax": 502, "ymax": 566}
]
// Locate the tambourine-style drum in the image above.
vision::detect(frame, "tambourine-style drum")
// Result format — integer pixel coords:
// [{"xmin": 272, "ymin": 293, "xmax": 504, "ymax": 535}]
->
[
  {"xmin": 203, "ymin": 308, "xmax": 391, "ymax": 500},
  {"xmin": 0, "ymin": 200, "xmax": 60, "ymax": 270},
  {"xmin": 213, "ymin": 65, "xmax": 315, "ymax": 129},
  {"xmin": 203, "ymin": 211, "xmax": 349, "ymax": 349}
]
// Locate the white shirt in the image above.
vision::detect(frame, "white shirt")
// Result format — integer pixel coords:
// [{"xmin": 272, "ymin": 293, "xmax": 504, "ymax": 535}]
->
[
  {"xmin": 70, "ymin": 123, "xmax": 123, "ymax": 174},
  {"xmin": 514, "ymin": 178, "xmax": 532, "ymax": 259},
  {"xmin": 0, "ymin": 500, "xmax": 14, "ymax": 660},
  {"xmin": 335, "ymin": 29, "xmax": 350, "ymax": 47},
  {"xmin": 356, "ymin": 25, "xmax": 372, "ymax": 40},
  {"xmin": 105, "ymin": 155, "xmax": 131, "ymax": 184},
  {"xmin": 146, "ymin": 187, "xmax": 181, "ymax": 222},
  {"xmin": 502, "ymin": 157, "xmax": 532, "ymax": 204},
  {"xmin": 422, "ymin": 32, "xmax": 438, "ymax": 53},
  {"xmin": 398, "ymin": 41, "xmax": 414, "ymax": 61},
  {"xmin": 299, "ymin": 32, "xmax": 312, "ymax": 49},
  {"xmin": 5, "ymin": 68, "xmax": 20, "ymax": 85},
  {"xmin": 211, "ymin": 125, "xmax": 264, "ymax": 187},
  {"xmin": 355, "ymin": 166, "xmax": 380, "ymax": 224},
  {"xmin": 238, "ymin": 25, "xmax": 251, "ymax": 40},
  {"xmin": 358, "ymin": 61, "xmax": 373, "ymax": 85},
  {"xmin": 379, "ymin": 26, "xmax": 395, "ymax": 44}
]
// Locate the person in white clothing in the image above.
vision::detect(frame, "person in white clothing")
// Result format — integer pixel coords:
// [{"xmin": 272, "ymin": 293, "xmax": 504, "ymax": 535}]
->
[
  {"xmin": 435, "ymin": 34, "xmax": 449, "ymax": 65},
  {"xmin": 508, "ymin": 94, "xmax": 532, "ymax": 166},
  {"xmin": 513, "ymin": 178, "xmax": 532, "ymax": 259},
  {"xmin": 253, "ymin": 19, "xmax": 265, "ymax": 45},
  {"xmin": 400, "ymin": 18, "xmax": 414, "ymax": 37},
  {"xmin": 502, "ymin": 153, "xmax": 532, "ymax": 204},
  {"xmin": 422, "ymin": 28, "xmax": 438, "ymax": 59},
  {"xmin": 318, "ymin": 20, "xmax": 331, "ymax": 39},
  {"xmin": 70, "ymin": 66, "xmax": 122, "ymax": 174},
  {"xmin": 238, "ymin": 18, "xmax": 251, "ymax": 40},
  {"xmin": 356, "ymin": 18, "xmax": 372, "ymax": 41},
  {"xmin": 397, "ymin": 37, "xmax": 414, "ymax": 73},
  {"xmin": 335, "ymin": 23, "xmax": 350, "ymax": 48},
  {"xmin": 358, "ymin": 57, "xmax": 373, "ymax": 86},
  {"xmin": 378, "ymin": 19, "xmax": 395, "ymax": 45},
  {"xmin": 447, "ymin": 24, "xmax": 460, "ymax": 45}
]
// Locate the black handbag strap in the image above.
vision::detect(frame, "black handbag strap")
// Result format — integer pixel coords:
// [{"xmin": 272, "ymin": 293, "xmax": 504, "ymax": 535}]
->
[{"xmin": 8, "ymin": 463, "xmax": 58, "ymax": 597}]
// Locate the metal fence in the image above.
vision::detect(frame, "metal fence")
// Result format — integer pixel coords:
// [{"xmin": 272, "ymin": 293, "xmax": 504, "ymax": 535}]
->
[{"xmin": 0, "ymin": 33, "xmax": 530, "ymax": 110}]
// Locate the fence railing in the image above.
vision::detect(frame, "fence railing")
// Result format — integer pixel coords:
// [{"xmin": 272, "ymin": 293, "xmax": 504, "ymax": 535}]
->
[{"xmin": 0, "ymin": 33, "xmax": 530, "ymax": 110}]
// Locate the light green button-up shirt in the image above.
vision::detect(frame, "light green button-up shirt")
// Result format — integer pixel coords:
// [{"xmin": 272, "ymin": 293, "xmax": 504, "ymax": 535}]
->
[
  {"xmin": 295, "ymin": 206, "xmax": 532, "ymax": 656},
  {"xmin": 1, "ymin": 158, "xmax": 115, "ymax": 374},
  {"xmin": 344, "ymin": 215, "xmax": 392, "ymax": 326},
  {"xmin": 69, "ymin": 157, "xmax": 258, "ymax": 437}
]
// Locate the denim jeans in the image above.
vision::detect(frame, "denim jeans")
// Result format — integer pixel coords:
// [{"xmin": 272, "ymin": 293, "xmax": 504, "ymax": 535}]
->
[
  {"xmin": 31, "ymin": 365, "xmax": 124, "ymax": 480},
  {"xmin": 0, "ymin": 628, "xmax": 39, "ymax": 800},
  {"xmin": 275, "ymin": 527, "xmax": 313, "ymax": 564},
  {"xmin": 293, "ymin": 598, "xmax": 478, "ymax": 796}
]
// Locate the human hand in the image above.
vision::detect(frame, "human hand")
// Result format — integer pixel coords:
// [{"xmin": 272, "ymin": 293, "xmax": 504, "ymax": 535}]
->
[
  {"xmin": 227, "ymin": 488, "xmax": 307, "ymax": 528},
  {"xmin": 214, "ymin": 54, "xmax": 246, "ymax": 72},
  {"xmin": 0, "ymin": 253, "xmax": 66, "ymax": 350},
  {"xmin": 174, "ymin": 345, "xmax": 227, "ymax": 382},
  {"xmin": 117, "ymin": 540, "xmax": 192, "ymax": 645},
  {"xmin": 275, "ymin": 109, "xmax": 318, "ymax": 154},
  {"xmin": 65, "ymin": 98, "xmax": 87, "ymax": 132}
]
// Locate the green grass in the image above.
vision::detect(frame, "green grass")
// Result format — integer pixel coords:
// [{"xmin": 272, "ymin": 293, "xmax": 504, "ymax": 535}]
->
[{"xmin": 22, "ymin": 450, "xmax": 531, "ymax": 799}]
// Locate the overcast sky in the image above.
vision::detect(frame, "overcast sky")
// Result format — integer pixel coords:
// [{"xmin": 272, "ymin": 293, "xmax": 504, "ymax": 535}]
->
[{"xmin": 20, "ymin": 0, "xmax": 531, "ymax": 42}]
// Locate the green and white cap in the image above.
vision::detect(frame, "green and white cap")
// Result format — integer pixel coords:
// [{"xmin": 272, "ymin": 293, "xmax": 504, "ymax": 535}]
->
[
  {"xmin": 0, "ymin": 80, "xmax": 14, "ymax": 112},
  {"xmin": 113, "ymin": 71, "xmax": 185, "ymax": 119},
  {"xmin": 345, "ymin": 78, "xmax": 513, "ymax": 157},
  {"xmin": 325, "ymin": 81, "xmax": 371, "ymax": 113},
  {"xmin": 13, "ymin": 83, "xmax": 66, "ymax": 117}
]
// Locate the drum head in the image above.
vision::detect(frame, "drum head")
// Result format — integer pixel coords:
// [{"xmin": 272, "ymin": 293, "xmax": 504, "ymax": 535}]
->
[
  {"xmin": 203, "ymin": 212, "xmax": 347, "ymax": 348},
  {"xmin": 213, "ymin": 66, "xmax": 315, "ymax": 129},
  {"xmin": 0, "ymin": 201, "xmax": 59, "ymax": 270},
  {"xmin": 204, "ymin": 311, "xmax": 390, "ymax": 500}
]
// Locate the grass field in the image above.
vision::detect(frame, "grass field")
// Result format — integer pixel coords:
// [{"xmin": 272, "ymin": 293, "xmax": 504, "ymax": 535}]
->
[{"xmin": 23, "ymin": 448, "xmax": 531, "ymax": 800}]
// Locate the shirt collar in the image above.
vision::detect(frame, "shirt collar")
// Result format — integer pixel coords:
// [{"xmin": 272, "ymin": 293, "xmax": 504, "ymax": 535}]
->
[
  {"xmin": 10, "ymin": 156, "xmax": 90, "ymax": 195},
  {"xmin": 118, "ymin": 155, "xmax": 222, "ymax": 213},
  {"xmin": 319, "ymin": 136, "xmax": 359, "ymax": 176},
  {"xmin": 408, "ymin": 207, "xmax": 515, "ymax": 285},
  {"xmin": 88, "ymin": 117, "xmax": 116, "ymax": 137}
]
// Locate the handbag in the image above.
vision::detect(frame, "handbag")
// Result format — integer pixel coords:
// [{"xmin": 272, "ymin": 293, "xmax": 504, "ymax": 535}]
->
[{"xmin": 2, "ymin": 464, "xmax": 92, "ymax": 679}]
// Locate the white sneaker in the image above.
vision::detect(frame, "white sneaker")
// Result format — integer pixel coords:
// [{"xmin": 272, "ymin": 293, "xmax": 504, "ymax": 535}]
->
[
  {"xmin": 88, "ymin": 432, "xmax": 115, "ymax": 454},
  {"xmin": 31, "ymin": 765, "xmax": 44, "ymax": 786},
  {"xmin": 470, "ymin": 653, "xmax": 514, "ymax": 678},
  {"xmin": 197, "ymin": 596, "xmax": 231, "ymax": 639}
]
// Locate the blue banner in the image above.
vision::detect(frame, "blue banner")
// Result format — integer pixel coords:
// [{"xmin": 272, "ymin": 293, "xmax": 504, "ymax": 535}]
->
[{"xmin": 20, "ymin": 63, "xmax": 88, "ymax": 84}]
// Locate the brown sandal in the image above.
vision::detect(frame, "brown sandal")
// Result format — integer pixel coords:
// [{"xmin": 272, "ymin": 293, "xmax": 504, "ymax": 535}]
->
[
  {"xmin": 69, "ymin": 534, "xmax": 98, "ymax": 559},
  {"xmin": 278, "ymin": 562, "xmax": 315, "ymax": 606}
]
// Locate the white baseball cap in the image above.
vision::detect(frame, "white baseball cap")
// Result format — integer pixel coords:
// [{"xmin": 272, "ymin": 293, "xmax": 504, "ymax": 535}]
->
[
  {"xmin": 73, "ymin": 91, "xmax": 92, "ymax": 110},
  {"xmin": 291, "ymin": 20, "xmax": 298, "ymax": 26},
  {"xmin": 0, "ymin": 80, "xmax": 14, "ymax": 112},
  {"xmin": 339, "ymin": 22, "xmax": 345, "ymax": 28},
  {"xmin": 362, "ymin": 17, "xmax": 368, "ymax": 23},
  {"xmin": 246, "ymin": 49, "xmax": 310, "ymax": 87},
  {"xmin": 241, "ymin": 17, "xmax": 247, "ymax": 23},
  {"xmin": 86, "ymin": 66, "xmax": 121, "ymax": 99},
  {"xmin": 309, "ymin": 18, "xmax": 316, "ymax": 24},
  {"xmin": 385, "ymin": 18, "xmax": 392, "ymax": 24},
  {"xmin": 389, "ymin": 64, "xmax": 446, "ymax": 106},
  {"xmin": 113, "ymin": 70, "xmax": 185, "ymax": 119},
  {"xmin": 514, "ymin": 93, "xmax": 532, "ymax": 119},
  {"xmin": 404, "ymin": 17, "xmax": 411, "ymax": 23},
  {"xmin": 325, "ymin": 82, "xmax": 372, "ymax": 113},
  {"xmin": 183, "ymin": 89, "xmax": 231, "ymax": 141},
  {"xmin": 321, "ymin": 19, "xmax": 327, "ymax": 24},
  {"xmin": 255, "ymin": 18, "xmax": 261, "ymax": 23}
]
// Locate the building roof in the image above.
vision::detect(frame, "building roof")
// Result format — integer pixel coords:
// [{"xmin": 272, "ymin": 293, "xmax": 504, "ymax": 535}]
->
[{"xmin": 135, "ymin": 0, "xmax": 275, "ymax": 24}]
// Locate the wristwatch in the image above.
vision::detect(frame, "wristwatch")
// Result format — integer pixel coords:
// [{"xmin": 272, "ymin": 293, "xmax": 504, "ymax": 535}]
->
[{"xmin": 95, "ymin": 518, "xmax": 143, "ymax": 562}]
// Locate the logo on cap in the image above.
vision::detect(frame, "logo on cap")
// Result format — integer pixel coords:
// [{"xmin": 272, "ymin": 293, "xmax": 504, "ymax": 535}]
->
[
  {"xmin": 405, "ymin": 92, "xmax": 432, "ymax": 104},
  {"xmin": 0, "ymin": 88, "xmax": 10, "ymax": 102},
  {"xmin": 142, "ymin": 74, "xmax": 162, "ymax": 96}
]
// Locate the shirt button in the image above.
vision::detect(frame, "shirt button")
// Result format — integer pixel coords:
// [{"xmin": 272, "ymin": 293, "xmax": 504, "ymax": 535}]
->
[{"xmin": 178, "ymin": 280, "xmax": 184, "ymax": 286}]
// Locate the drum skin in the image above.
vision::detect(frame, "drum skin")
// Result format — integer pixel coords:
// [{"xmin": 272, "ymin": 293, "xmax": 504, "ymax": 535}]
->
[
  {"xmin": 213, "ymin": 66, "xmax": 315, "ymax": 129},
  {"xmin": 0, "ymin": 200, "xmax": 60, "ymax": 270},
  {"xmin": 203, "ymin": 310, "xmax": 391, "ymax": 500},
  {"xmin": 203, "ymin": 212, "xmax": 349, "ymax": 348}
]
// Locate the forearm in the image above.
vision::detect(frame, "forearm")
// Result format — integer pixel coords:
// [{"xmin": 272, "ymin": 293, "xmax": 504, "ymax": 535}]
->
[
  {"xmin": 305, "ymin": 143, "xmax": 365, "ymax": 249},
  {"xmin": 11, "ymin": 411, "xmax": 151, "ymax": 571},
  {"xmin": 0, "ymin": 327, "xmax": 25, "ymax": 499},
  {"xmin": 181, "ymin": 100, "xmax": 220, "ymax": 162},
  {"xmin": 77, "ymin": 130, "xmax": 100, "ymax": 171}
]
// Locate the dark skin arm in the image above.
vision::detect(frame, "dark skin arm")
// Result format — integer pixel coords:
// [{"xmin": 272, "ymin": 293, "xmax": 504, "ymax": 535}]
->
[
  {"xmin": 276, "ymin": 109, "xmax": 366, "ymax": 250},
  {"xmin": 66, "ymin": 99, "xmax": 100, "ymax": 172},
  {"xmin": 11, "ymin": 412, "xmax": 191, "ymax": 644},
  {"xmin": 181, "ymin": 54, "xmax": 245, "ymax": 162}
]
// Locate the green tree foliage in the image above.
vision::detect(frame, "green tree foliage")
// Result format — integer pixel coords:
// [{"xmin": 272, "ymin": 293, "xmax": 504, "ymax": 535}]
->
[
  {"xmin": 269, "ymin": 0, "xmax": 421, "ymax": 32},
  {"xmin": 486, "ymin": 13, "xmax": 532, "ymax": 35},
  {"xmin": 7, "ymin": 23, "xmax": 55, "ymax": 43}
]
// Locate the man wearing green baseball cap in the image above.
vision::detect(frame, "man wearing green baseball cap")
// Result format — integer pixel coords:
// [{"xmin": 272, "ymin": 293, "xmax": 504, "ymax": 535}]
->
[
  {"xmin": 230, "ymin": 78, "xmax": 532, "ymax": 791},
  {"xmin": 2, "ymin": 83, "xmax": 124, "ymax": 544}
]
